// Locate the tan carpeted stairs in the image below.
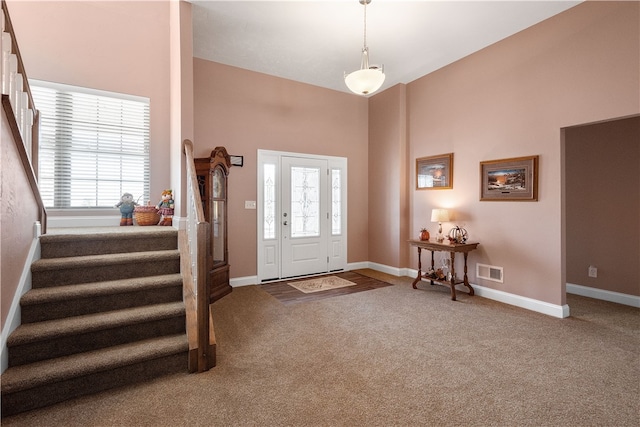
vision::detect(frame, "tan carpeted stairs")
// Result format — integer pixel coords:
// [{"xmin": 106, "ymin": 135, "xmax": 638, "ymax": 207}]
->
[{"xmin": 1, "ymin": 228, "xmax": 188, "ymax": 417}]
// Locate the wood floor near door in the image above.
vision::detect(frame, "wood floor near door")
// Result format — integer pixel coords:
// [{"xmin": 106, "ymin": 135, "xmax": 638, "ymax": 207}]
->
[{"xmin": 260, "ymin": 271, "xmax": 394, "ymax": 305}]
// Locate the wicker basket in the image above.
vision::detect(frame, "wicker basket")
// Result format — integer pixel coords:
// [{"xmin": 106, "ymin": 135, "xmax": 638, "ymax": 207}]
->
[{"xmin": 134, "ymin": 204, "xmax": 160, "ymax": 226}]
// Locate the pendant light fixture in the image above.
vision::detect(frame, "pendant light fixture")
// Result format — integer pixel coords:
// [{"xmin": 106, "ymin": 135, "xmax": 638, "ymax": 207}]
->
[{"xmin": 344, "ymin": 0, "xmax": 385, "ymax": 96}]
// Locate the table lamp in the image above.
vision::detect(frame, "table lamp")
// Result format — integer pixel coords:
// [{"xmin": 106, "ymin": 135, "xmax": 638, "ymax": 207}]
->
[{"xmin": 431, "ymin": 208, "xmax": 450, "ymax": 242}]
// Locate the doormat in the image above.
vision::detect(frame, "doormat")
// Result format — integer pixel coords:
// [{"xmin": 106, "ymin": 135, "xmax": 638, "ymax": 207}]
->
[
  {"xmin": 261, "ymin": 271, "xmax": 394, "ymax": 305},
  {"xmin": 288, "ymin": 276, "xmax": 356, "ymax": 293}
]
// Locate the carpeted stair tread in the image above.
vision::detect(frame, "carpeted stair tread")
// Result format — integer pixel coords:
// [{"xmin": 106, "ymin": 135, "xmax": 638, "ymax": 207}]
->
[
  {"xmin": 41, "ymin": 228, "xmax": 177, "ymax": 244},
  {"xmin": 21, "ymin": 274, "xmax": 182, "ymax": 306},
  {"xmin": 40, "ymin": 229, "xmax": 178, "ymax": 258},
  {"xmin": 8, "ymin": 302, "xmax": 185, "ymax": 347},
  {"xmin": 32, "ymin": 250, "xmax": 180, "ymax": 272},
  {"xmin": 1, "ymin": 334, "xmax": 188, "ymax": 394}
]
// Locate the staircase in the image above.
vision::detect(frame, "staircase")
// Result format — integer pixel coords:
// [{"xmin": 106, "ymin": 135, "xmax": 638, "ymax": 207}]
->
[{"xmin": 1, "ymin": 228, "xmax": 188, "ymax": 417}]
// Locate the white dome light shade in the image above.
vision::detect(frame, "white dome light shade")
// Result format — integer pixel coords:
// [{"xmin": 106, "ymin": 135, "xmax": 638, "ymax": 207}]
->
[
  {"xmin": 345, "ymin": 68, "xmax": 385, "ymax": 95},
  {"xmin": 344, "ymin": 1, "xmax": 385, "ymax": 96}
]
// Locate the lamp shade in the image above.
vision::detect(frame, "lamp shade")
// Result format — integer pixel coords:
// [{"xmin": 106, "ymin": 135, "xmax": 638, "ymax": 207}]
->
[
  {"xmin": 345, "ymin": 68, "xmax": 385, "ymax": 95},
  {"xmin": 431, "ymin": 208, "xmax": 450, "ymax": 223}
]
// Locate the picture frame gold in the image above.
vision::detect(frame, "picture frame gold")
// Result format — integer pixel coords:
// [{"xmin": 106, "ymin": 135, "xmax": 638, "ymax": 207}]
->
[
  {"xmin": 416, "ymin": 153, "xmax": 453, "ymax": 190},
  {"xmin": 480, "ymin": 155, "xmax": 539, "ymax": 201}
]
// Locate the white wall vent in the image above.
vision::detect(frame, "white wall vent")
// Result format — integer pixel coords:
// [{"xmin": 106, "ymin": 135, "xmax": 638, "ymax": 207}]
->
[{"xmin": 477, "ymin": 263, "xmax": 504, "ymax": 283}]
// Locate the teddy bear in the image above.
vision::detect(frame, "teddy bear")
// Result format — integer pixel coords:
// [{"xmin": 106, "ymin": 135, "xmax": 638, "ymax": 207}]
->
[
  {"xmin": 115, "ymin": 192, "xmax": 138, "ymax": 226},
  {"xmin": 156, "ymin": 189, "xmax": 175, "ymax": 226}
]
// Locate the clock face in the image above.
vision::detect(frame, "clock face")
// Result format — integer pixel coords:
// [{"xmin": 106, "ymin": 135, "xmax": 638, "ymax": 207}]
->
[{"xmin": 213, "ymin": 168, "xmax": 224, "ymax": 198}]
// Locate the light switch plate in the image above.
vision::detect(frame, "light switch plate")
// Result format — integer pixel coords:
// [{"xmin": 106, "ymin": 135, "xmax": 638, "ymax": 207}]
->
[{"xmin": 245, "ymin": 201, "xmax": 256, "ymax": 209}]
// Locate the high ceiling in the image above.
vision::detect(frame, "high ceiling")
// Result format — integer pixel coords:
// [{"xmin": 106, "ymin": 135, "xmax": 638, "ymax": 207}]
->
[{"xmin": 192, "ymin": 1, "xmax": 582, "ymax": 96}]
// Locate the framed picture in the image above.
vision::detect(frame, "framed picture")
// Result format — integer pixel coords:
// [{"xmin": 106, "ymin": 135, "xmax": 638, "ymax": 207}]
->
[
  {"xmin": 416, "ymin": 153, "xmax": 453, "ymax": 189},
  {"xmin": 480, "ymin": 155, "xmax": 539, "ymax": 201}
]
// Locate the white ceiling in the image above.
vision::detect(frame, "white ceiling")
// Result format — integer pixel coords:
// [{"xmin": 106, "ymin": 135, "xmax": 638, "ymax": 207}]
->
[{"xmin": 192, "ymin": 1, "xmax": 582, "ymax": 96}]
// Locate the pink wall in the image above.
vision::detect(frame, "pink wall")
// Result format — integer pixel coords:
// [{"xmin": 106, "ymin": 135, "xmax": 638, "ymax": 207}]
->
[
  {"xmin": 193, "ymin": 59, "xmax": 369, "ymax": 278},
  {"xmin": 7, "ymin": 0, "xmax": 171, "ymax": 208},
  {"xmin": 396, "ymin": 1, "xmax": 639, "ymax": 305},
  {"xmin": 1, "ymin": 109, "xmax": 40, "ymax": 329},
  {"xmin": 368, "ymin": 84, "xmax": 409, "ymax": 268},
  {"xmin": 565, "ymin": 116, "xmax": 639, "ymax": 296},
  {"xmin": 170, "ymin": 0, "xmax": 194, "ymax": 215}
]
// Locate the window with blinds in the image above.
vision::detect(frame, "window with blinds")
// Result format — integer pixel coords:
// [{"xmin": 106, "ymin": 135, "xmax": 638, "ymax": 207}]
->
[{"xmin": 30, "ymin": 80, "xmax": 150, "ymax": 208}]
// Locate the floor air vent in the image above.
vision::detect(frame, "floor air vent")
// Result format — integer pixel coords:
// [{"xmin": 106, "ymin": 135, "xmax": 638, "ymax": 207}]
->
[{"xmin": 477, "ymin": 263, "xmax": 503, "ymax": 283}]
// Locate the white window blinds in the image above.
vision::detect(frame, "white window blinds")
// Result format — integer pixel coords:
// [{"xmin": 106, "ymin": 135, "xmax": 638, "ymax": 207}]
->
[{"xmin": 30, "ymin": 80, "xmax": 150, "ymax": 208}]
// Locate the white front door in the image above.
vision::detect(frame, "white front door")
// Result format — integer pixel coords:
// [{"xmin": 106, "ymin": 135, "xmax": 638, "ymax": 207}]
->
[
  {"xmin": 257, "ymin": 150, "xmax": 347, "ymax": 282},
  {"xmin": 281, "ymin": 156, "xmax": 328, "ymax": 278}
]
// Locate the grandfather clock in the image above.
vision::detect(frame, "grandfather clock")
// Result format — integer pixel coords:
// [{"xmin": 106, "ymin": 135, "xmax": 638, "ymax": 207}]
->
[{"xmin": 195, "ymin": 147, "xmax": 232, "ymax": 303}]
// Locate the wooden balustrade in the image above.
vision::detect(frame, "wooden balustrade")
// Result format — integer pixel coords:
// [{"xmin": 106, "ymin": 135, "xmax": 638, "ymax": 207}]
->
[
  {"xmin": 182, "ymin": 139, "xmax": 215, "ymax": 372},
  {"xmin": 1, "ymin": 0, "xmax": 46, "ymax": 233}
]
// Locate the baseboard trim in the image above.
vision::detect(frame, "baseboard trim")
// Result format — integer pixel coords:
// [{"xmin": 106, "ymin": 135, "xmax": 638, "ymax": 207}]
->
[
  {"xmin": 48, "ymin": 215, "xmax": 121, "ymax": 228},
  {"xmin": 1, "ymin": 222, "xmax": 41, "ymax": 374},
  {"xmin": 230, "ymin": 276, "xmax": 258, "ymax": 287},
  {"xmin": 401, "ymin": 266, "xmax": 570, "ymax": 318},
  {"xmin": 567, "ymin": 283, "xmax": 640, "ymax": 308},
  {"xmin": 173, "ymin": 216, "xmax": 185, "ymax": 230},
  {"xmin": 366, "ymin": 262, "xmax": 411, "ymax": 278},
  {"xmin": 347, "ymin": 261, "xmax": 369, "ymax": 271},
  {"xmin": 472, "ymin": 284, "xmax": 570, "ymax": 318},
  {"xmin": 48, "ymin": 215, "xmax": 183, "ymax": 230}
]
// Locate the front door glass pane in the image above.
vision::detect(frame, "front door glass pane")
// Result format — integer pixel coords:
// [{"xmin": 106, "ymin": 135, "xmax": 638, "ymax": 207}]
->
[
  {"xmin": 263, "ymin": 163, "xmax": 276, "ymax": 240},
  {"xmin": 331, "ymin": 169, "xmax": 341, "ymax": 235},
  {"xmin": 290, "ymin": 166, "xmax": 320, "ymax": 238}
]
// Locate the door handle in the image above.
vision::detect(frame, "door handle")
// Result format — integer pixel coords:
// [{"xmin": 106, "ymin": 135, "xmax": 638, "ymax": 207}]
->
[{"xmin": 283, "ymin": 221, "xmax": 288, "ymax": 226}]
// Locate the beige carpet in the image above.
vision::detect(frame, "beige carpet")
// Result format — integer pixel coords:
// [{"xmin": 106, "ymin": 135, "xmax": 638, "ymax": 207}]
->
[
  {"xmin": 288, "ymin": 276, "xmax": 356, "ymax": 293},
  {"xmin": 2, "ymin": 269, "xmax": 639, "ymax": 426}
]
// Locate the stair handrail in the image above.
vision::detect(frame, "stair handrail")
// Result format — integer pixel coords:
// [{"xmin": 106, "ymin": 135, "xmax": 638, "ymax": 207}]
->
[
  {"xmin": 182, "ymin": 139, "xmax": 213, "ymax": 372},
  {"xmin": 1, "ymin": 0, "xmax": 46, "ymax": 233}
]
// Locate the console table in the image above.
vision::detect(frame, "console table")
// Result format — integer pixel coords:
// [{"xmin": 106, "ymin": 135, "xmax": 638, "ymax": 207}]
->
[{"xmin": 409, "ymin": 240, "xmax": 479, "ymax": 301}]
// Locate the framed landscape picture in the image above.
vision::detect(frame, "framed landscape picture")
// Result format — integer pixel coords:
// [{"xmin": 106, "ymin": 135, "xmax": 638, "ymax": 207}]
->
[
  {"xmin": 480, "ymin": 155, "xmax": 539, "ymax": 201},
  {"xmin": 416, "ymin": 153, "xmax": 453, "ymax": 190}
]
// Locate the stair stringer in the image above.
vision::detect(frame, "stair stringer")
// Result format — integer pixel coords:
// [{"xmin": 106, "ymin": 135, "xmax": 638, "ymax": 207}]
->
[{"xmin": 1, "ymin": 221, "xmax": 42, "ymax": 375}]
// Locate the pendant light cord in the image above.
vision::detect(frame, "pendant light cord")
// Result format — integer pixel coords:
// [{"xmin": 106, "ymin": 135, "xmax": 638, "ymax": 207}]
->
[{"xmin": 363, "ymin": 0, "xmax": 367, "ymax": 49}]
